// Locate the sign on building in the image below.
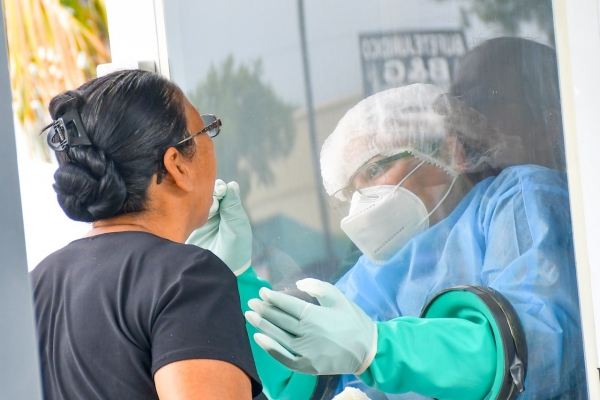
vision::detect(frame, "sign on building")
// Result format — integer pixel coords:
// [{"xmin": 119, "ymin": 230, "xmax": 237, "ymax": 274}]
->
[{"xmin": 360, "ymin": 31, "xmax": 467, "ymax": 96}]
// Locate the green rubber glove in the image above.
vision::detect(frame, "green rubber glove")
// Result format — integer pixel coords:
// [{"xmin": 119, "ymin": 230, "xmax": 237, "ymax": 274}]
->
[
  {"xmin": 360, "ymin": 316, "xmax": 496, "ymax": 399},
  {"xmin": 245, "ymin": 278, "xmax": 378, "ymax": 375},
  {"xmin": 186, "ymin": 179, "xmax": 252, "ymax": 276},
  {"xmin": 237, "ymin": 268, "xmax": 318, "ymax": 400}
]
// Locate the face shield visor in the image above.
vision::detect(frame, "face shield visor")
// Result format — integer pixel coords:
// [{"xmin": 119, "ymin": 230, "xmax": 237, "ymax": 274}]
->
[
  {"xmin": 322, "ymin": 84, "xmax": 465, "ymax": 220},
  {"xmin": 322, "ymin": 85, "xmax": 453, "ymax": 201},
  {"xmin": 321, "ymin": 83, "xmax": 517, "ymax": 214},
  {"xmin": 335, "ymin": 151, "xmax": 459, "ymax": 264},
  {"xmin": 327, "ymin": 150, "xmax": 412, "ymax": 217},
  {"xmin": 321, "ymin": 84, "xmax": 510, "ymax": 264}
]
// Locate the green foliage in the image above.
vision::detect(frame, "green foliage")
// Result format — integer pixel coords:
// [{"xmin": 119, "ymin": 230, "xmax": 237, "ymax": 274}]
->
[
  {"xmin": 60, "ymin": 0, "xmax": 109, "ymax": 48},
  {"xmin": 3, "ymin": 0, "xmax": 110, "ymax": 160},
  {"xmin": 441, "ymin": 0, "xmax": 555, "ymax": 46},
  {"xmin": 188, "ymin": 55, "xmax": 296, "ymax": 200}
]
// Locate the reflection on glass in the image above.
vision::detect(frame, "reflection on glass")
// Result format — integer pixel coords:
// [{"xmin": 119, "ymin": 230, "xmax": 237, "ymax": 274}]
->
[
  {"xmin": 188, "ymin": 56, "xmax": 296, "ymax": 199},
  {"xmin": 166, "ymin": 1, "xmax": 587, "ymax": 398},
  {"xmin": 360, "ymin": 30, "xmax": 467, "ymax": 95}
]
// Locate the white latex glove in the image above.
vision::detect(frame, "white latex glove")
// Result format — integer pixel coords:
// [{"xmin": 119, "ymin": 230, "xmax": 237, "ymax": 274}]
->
[
  {"xmin": 245, "ymin": 278, "xmax": 378, "ymax": 375},
  {"xmin": 333, "ymin": 387, "xmax": 372, "ymax": 400},
  {"xmin": 186, "ymin": 179, "xmax": 252, "ymax": 275}
]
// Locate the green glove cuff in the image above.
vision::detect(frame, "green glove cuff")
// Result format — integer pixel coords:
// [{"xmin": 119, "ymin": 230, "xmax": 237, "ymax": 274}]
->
[
  {"xmin": 359, "ymin": 313, "xmax": 496, "ymax": 398},
  {"xmin": 234, "ymin": 260, "xmax": 252, "ymax": 276},
  {"xmin": 421, "ymin": 286, "xmax": 527, "ymax": 400},
  {"xmin": 238, "ymin": 267, "xmax": 317, "ymax": 400}
]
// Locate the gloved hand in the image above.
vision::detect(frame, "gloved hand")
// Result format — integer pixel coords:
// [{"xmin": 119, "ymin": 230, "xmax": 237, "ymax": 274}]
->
[
  {"xmin": 245, "ymin": 278, "xmax": 377, "ymax": 375},
  {"xmin": 332, "ymin": 387, "xmax": 372, "ymax": 400},
  {"xmin": 186, "ymin": 179, "xmax": 252, "ymax": 276}
]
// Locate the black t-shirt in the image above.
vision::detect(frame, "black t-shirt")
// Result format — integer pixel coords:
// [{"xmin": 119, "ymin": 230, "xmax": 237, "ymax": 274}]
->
[{"xmin": 30, "ymin": 231, "xmax": 262, "ymax": 399}]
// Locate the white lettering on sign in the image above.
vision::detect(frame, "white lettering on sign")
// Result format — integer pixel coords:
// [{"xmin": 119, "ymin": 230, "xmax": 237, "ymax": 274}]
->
[
  {"xmin": 407, "ymin": 57, "xmax": 429, "ymax": 83},
  {"xmin": 428, "ymin": 57, "xmax": 451, "ymax": 84},
  {"xmin": 360, "ymin": 32, "xmax": 467, "ymax": 61},
  {"xmin": 383, "ymin": 59, "xmax": 406, "ymax": 86},
  {"xmin": 360, "ymin": 30, "xmax": 467, "ymax": 95}
]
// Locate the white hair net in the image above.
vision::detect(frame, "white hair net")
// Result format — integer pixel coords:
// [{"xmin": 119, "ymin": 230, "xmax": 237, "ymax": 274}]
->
[{"xmin": 320, "ymin": 83, "xmax": 514, "ymax": 197}]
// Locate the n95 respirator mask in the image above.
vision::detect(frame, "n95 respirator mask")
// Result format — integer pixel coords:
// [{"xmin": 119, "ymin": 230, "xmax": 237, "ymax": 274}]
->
[
  {"xmin": 340, "ymin": 160, "xmax": 458, "ymax": 264},
  {"xmin": 340, "ymin": 184, "xmax": 429, "ymax": 265}
]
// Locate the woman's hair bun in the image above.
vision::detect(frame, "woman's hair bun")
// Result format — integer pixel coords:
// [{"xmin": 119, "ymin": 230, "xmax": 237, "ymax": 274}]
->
[
  {"xmin": 46, "ymin": 70, "xmax": 190, "ymax": 222},
  {"xmin": 53, "ymin": 146, "xmax": 127, "ymax": 222}
]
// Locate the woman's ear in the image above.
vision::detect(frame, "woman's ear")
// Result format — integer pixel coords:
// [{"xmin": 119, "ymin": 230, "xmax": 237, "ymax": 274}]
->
[
  {"xmin": 162, "ymin": 148, "xmax": 194, "ymax": 192},
  {"xmin": 443, "ymin": 136, "xmax": 468, "ymax": 173}
]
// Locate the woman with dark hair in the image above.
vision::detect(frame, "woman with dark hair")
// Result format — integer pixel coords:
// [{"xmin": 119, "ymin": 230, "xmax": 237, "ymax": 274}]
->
[{"xmin": 30, "ymin": 69, "xmax": 262, "ymax": 400}]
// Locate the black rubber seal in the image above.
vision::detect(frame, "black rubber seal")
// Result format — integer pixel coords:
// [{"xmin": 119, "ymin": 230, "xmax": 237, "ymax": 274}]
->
[{"xmin": 310, "ymin": 374, "xmax": 340, "ymax": 400}]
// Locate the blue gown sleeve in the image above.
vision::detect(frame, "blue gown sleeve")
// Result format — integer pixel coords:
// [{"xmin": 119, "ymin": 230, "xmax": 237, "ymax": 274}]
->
[
  {"xmin": 480, "ymin": 167, "xmax": 586, "ymax": 398},
  {"xmin": 237, "ymin": 267, "xmax": 318, "ymax": 400}
]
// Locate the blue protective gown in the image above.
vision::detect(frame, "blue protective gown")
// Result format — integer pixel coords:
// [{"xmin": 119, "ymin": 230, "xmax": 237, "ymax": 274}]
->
[{"xmin": 335, "ymin": 165, "xmax": 587, "ymax": 399}]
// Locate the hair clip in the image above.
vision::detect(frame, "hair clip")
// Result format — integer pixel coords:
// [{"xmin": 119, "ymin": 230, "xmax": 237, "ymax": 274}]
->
[{"xmin": 45, "ymin": 109, "xmax": 92, "ymax": 152}]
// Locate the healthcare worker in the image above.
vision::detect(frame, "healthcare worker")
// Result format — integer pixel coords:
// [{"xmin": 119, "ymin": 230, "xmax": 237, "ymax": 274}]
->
[
  {"xmin": 331, "ymin": 36, "xmax": 568, "ymax": 282},
  {"xmin": 188, "ymin": 83, "xmax": 585, "ymax": 400},
  {"xmin": 240, "ymin": 83, "xmax": 586, "ymax": 399},
  {"xmin": 191, "ymin": 38, "xmax": 585, "ymax": 399}
]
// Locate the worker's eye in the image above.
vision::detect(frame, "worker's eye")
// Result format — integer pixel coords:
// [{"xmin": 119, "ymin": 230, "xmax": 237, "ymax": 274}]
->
[{"xmin": 363, "ymin": 163, "xmax": 385, "ymax": 182}]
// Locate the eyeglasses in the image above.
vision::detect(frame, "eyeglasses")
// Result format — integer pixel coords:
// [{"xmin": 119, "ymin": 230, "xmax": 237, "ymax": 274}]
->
[
  {"xmin": 156, "ymin": 114, "xmax": 221, "ymax": 184},
  {"xmin": 176, "ymin": 114, "xmax": 222, "ymax": 145},
  {"xmin": 333, "ymin": 151, "xmax": 412, "ymax": 202}
]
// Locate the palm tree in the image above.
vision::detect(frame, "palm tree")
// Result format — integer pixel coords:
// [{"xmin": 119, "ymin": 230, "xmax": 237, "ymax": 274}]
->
[
  {"xmin": 2, "ymin": 0, "xmax": 110, "ymax": 159},
  {"xmin": 188, "ymin": 55, "xmax": 296, "ymax": 202}
]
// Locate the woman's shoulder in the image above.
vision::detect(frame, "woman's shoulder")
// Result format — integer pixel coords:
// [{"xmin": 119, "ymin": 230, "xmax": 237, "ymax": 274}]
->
[
  {"xmin": 116, "ymin": 232, "xmax": 232, "ymax": 276},
  {"xmin": 39, "ymin": 231, "xmax": 203, "ymax": 259},
  {"xmin": 32, "ymin": 231, "xmax": 231, "ymax": 284}
]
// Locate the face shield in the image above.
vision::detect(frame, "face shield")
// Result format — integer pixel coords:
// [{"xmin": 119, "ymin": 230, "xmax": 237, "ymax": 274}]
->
[
  {"xmin": 321, "ymin": 83, "xmax": 517, "ymax": 217},
  {"xmin": 320, "ymin": 84, "xmax": 514, "ymax": 264},
  {"xmin": 321, "ymin": 84, "xmax": 458, "ymax": 218},
  {"xmin": 328, "ymin": 150, "xmax": 411, "ymax": 217}
]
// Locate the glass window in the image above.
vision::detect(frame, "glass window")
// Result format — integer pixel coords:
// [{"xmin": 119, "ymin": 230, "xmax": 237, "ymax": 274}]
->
[{"xmin": 163, "ymin": 1, "xmax": 587, "ymax": 398}]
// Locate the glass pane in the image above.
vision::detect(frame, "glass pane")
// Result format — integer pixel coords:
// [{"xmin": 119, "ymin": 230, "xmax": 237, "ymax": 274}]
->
[{"xmin": 164, "ymin": 1, "xmax": 587, "ymax": 398}]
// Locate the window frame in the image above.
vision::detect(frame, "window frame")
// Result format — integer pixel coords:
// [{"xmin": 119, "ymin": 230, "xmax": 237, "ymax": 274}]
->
[{"xmin": 103, "ymin": 0, "xmax": 600, "ymax": 395}]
